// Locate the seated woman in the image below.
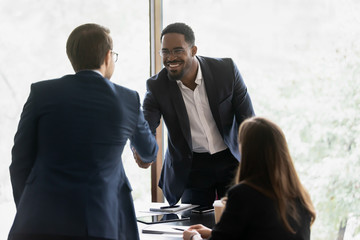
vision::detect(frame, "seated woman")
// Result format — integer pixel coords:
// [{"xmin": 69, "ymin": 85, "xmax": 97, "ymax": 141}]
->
[{"xmin": 183, "ymin": 116, "xmax": 316, "ymax": 240}]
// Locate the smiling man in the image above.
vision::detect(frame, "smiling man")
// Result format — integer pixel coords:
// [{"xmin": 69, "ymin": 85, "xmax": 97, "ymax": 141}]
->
[{"xmin": 139, "ymin": 22, "xmax": 255, "ymax": 207}]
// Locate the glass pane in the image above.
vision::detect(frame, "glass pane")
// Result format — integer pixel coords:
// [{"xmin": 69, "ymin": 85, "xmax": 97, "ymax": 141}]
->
[
  {"xmin": 163, "ymin": 0, "xmax": 360, "ymax": 239},
  {"xmin": 0, "ymin": 0, "xmax": 150, "ymax": 238}
]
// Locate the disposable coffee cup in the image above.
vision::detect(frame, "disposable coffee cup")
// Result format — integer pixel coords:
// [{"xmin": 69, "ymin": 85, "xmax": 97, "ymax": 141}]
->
[{"xmin": 213, "ymin": 199, "xmax": 226, "ymax": 223}]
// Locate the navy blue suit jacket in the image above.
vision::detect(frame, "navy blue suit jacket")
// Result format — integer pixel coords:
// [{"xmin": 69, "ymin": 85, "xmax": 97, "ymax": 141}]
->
[
  {"xmin": 9, "ymin": 71, "xmax": 158, "ymax": 240},
  {"xmin": 143, "ymin": 56, "xmax": 254, "ymax": 205}
]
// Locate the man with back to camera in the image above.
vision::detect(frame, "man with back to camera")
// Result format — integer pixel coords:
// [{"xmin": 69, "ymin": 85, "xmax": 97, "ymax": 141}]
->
[
  {"xmin": 8, "ymin": 23, "xmax": 158, "ymax": 240},
  {"xmin": 133, "ymin": 22, "xmax": 255, "ymax": 207}
]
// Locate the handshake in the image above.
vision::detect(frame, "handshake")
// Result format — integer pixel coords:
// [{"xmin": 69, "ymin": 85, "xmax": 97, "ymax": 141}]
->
[{"xmin": 131, "ymin": 146, "xmax": 153, "ymax": 169}]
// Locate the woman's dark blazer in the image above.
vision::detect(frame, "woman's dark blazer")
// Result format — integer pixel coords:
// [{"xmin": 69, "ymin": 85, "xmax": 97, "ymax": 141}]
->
[{"xmin": 210, "ymin": 184, "xmax": 312, "ymax": 240}]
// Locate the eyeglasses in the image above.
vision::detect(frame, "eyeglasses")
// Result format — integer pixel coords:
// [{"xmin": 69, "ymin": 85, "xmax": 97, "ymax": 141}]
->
[
  {"xmin": 159, "ymin": 48, "xmax": 186, "ymax": 58},
  {"xmin": 111, "ymin": 51, "xmax": 118, "ymax": 63}
]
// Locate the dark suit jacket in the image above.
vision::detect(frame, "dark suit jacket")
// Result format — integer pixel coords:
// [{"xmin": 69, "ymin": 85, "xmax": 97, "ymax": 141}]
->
[
  {"xmin": 9, "ymin": 71, "xmax": 158, "ymax": 240},
  {"xmin": 210, "ymin": 184, "xmax": 311, "ymax": 240},
  {"xmin": 143, "ymin": 56, "xmax": 254, "ymax": 205}
]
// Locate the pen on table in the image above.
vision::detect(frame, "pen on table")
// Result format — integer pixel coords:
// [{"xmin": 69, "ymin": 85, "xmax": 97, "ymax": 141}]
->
[
  {"xmin": 172, "ymin": 227, "xmax": 185, "ymax": 232},
  {"xmin": 160, "ymin": 205, "xmax": 180, "ymax": 209}
]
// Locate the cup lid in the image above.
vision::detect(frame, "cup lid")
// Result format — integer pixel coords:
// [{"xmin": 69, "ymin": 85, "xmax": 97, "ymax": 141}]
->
[{"xmin": 213, "ymin": 199, "xmax": 224, "ymax": 207}]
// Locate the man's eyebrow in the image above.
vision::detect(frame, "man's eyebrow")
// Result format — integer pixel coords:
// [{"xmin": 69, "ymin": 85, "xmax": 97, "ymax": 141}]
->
[{"xmin": 161, "ymin": 47, "xmax": 184, "ymax": 50}]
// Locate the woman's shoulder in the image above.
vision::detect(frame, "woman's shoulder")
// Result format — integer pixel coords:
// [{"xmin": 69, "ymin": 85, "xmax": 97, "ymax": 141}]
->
[
  {"xmin": 227, "ymin": 183, "xmax": 275, "ymax": 206},
  {"xmin": 228, "ymin": 183, "xmax": 263, "ymax": 197}
]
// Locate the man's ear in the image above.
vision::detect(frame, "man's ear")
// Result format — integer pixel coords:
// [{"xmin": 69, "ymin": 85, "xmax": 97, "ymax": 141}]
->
[
  {"xmin": 191, "ymin": 46, "xmax": 197, "ymax": 57},
  {"xmin": 104, "ymin": 50, "xmax": 112, "ymax": 66}
]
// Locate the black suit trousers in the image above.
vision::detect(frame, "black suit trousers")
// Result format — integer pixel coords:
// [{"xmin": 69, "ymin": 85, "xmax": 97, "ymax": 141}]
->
[{"xmin": 181, "ymin": 149, "xmax": 239, "ymax": 207}]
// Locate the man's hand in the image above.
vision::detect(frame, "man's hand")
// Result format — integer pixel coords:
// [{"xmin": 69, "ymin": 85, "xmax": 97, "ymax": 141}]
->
[{"xmin": 132, "ymin": 147, "xmax": 152, "ymax": 169}]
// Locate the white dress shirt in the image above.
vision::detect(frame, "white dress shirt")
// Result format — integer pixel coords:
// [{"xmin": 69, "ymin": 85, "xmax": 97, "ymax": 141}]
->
[
  {"xmin": 90, "ymin": 69, "xmax": 103, "ymax": 76},
  {"xmin": 176, "ymin": 65, "xmax": 227, "ymax": 154}
]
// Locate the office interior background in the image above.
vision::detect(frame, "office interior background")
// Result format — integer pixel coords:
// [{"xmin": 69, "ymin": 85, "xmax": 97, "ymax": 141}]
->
[{"xmin": 0, "ymin": 0, "xmax": 359, "ymax": 239}]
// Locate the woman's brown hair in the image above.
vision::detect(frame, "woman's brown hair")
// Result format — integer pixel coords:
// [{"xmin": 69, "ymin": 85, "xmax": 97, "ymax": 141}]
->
[{"xmin": 236, "ymin": 116, "xmax": 316, "ymax": 233}]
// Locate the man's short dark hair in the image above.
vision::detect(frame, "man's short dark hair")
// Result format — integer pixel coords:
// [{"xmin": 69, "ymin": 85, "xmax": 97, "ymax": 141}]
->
[
  {"xmin": 161, "ymin": 22, "xmax": 195, "ymax": 47},
  {"xmin": 66, "ymin": 23, "xmax": 113, "ymax": 72}
]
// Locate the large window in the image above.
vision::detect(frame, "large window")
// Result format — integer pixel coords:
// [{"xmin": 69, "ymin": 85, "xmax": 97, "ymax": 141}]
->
[
  {"xmin": 0, "ymin": 1, "xmax": 151, "ymax": 238},
  {"xmin": 1, "ymin": 1, "xmax": 359, "ymax": 239},
  {"xmin": 163, "ymin": 0, "xmax": 360, "ymax": 239}
]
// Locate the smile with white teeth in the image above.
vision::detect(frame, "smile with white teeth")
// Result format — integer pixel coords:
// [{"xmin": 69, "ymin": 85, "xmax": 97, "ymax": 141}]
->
[{"xmin": 167, "ymin": 62, "xmax": 181, "ymax": 69}]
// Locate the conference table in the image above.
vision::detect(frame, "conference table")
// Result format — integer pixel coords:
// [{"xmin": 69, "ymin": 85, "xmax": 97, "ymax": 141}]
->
[{"xmin": 136, "ymin": 203, "xmax": 216, "ymax": 240}]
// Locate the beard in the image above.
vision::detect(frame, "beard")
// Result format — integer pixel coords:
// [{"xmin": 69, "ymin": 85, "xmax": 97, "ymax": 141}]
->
[
  {"xmin": 165, "ymin": 60, "xmax": 186, "ymax": 81},
  {"xmin": 167, "ymin": 69, "xmax": 184, "ymax": 81}
]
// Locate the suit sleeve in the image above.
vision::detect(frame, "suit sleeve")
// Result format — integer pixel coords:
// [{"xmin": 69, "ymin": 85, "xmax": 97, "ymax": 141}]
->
[
  {"xmin": 231, "ymin": 59, "xmax": 255, "ymax": 124},
  {"xmin": 10, "ymin": 85, "xmax": 38, "ymax": 207},
  {"xmin": 129, "ymin": 92, "xmax": 158, "ymax": 163},
  {"xmin": 142, "ymin": 87, "xmax": 162, "ymax": 136}
]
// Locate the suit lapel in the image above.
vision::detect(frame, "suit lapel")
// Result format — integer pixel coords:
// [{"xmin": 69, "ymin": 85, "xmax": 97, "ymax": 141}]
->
[
  {"xmin": 168, "ymin": 80, "xmax": 192, "ymax": 150},
  {"xmin": 198, "ymin": 57, "xmax": 223, "ymax": 136}
]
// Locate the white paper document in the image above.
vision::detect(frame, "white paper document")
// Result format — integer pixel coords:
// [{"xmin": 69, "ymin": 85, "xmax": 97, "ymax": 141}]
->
[{"xmin": 142, "ymin": 224, "xmax": 189, "ymax": 235}]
